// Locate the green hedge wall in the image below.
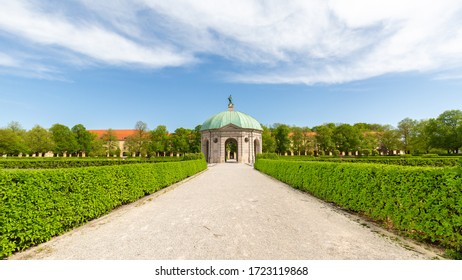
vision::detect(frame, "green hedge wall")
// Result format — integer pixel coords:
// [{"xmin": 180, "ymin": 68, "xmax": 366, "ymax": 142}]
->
[
  {"xmin": 256, "ymin": 153, "xmax": 279, "ymax": 160},
  {"xmin": 254, "ymin": 159, "xmax": 462, "ymax": 254},
  {"xmin": 275, "ymin": 155, "xmax": 460, "ymax": 167},
  {"xmin": 0, "ymin": 159, "xmax": 207, "ymax": 258},
  {"xmin": 0, "ymin": 154, "xmax": 204, "ymax": 169},
  {"xmin": 0, "ymin": 159, "xmax": 142, "ymax": 169}
]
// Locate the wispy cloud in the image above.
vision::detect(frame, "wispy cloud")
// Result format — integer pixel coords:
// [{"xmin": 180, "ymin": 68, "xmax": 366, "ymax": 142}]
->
[
  {"xmin": 0, "ymin": 52, "xmax": 19, "ymax": 67},
  {"xmin": 1, "ymin": 0, "xmax": 462, "ymax": 84},
  {"xmin": 0, "ymin": 1, "xmax": 194, "ymax": 71},
  {"xmin": 434, "ymin": 73, "xmax": 462, "ymax": 81},
  {"xmin": 0, "ymin": 50, "xmax": 68, "ymax": 80}
]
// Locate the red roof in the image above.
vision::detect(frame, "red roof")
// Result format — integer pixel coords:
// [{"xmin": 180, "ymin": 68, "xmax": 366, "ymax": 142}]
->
[{"xmin": 89, "ymin": 129, "xmax": 137, "ymax": 141}]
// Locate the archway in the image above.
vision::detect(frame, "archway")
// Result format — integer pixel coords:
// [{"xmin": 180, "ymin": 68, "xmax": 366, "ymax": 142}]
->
[{"xmin": 225, "ymin": 138, "xmax": 238, "ymax": 162}]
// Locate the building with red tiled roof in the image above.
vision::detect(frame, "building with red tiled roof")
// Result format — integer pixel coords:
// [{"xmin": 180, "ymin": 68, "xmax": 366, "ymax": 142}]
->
[
  {"xmin": 89, "ymin": 129, "xmax": 137, "ymax": 141},
  {"xmin": 89, "ymin": 129, "xmax": 138, "ymax": 157}
]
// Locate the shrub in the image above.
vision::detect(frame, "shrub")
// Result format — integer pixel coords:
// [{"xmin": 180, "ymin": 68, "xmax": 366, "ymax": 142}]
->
[
  {"xmin": 254, "ymin": 159, "xmax": 462, "ymax": 255},
  {"xmin": 399, "ymin": 154, "xmax": 413, "ymax": 157},
  {"xmin": 0, "ymin": 159, "xmax": 207, "ymax": 258},
  {"xmin": 421, "ymin": 154, "xmax": 439, "ymax": 158},
  {"xmin": 268, "ymin": 155, "xmax": 460, "ymax": 167},
  {"xmin": 183, "ymin": 153, "xmax": 204, "ymax": 161},
  {"xmin": 0, "ymin": 154, "xmax": 203, "ymax": 169},
  {"xmin": 361, "ymin": 149, "xmax": 371, "ymax": 157},
  {"xmin": 0, "ymin": 158, "xmax": 133, "ymax": 169},
  {"xmin": 256, "ymin": 153, "xmax": 279, "ymax": 160}
]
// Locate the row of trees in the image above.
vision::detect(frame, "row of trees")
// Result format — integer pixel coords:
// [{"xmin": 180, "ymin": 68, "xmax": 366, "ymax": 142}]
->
[
  {"xmin": 113, "ymin": 121, "xmax": 202, "ymax": 157},
  {"xmin": 0, "ymin": 121, "xmax": 202, "ymax": 157},
  {"xmin": 0, "ymin": 122, "xmax": 90, "ymax": 157},
  {"xmin": 262, "ymin": 110, "xmax": 462, "ymax": 156},
  {"xmin": 2, "ymin": 109, "xmax": 461, "ymax": 157}
]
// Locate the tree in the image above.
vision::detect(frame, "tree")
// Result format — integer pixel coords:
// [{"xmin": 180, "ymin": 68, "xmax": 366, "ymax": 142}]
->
[
  {"xmin": 171, "ymin": 127, "xmax": 191, "ymax": 154},
  {"xmin": 4, "ymin": 121, "xmax": 28, "ymax": 155},
  {"xmin": 0, "ymin": 129, "xmax": 25, "ymax": 155},
  {"xmin": 378, "ymin": 126, "xmax": 401, "ymax": 155},
  {"xmin": 353, "ymin": 123, "xmax": 384, "ymax": 155},
  {"xmin": 189, "ymin": 125, "xmax": 202, "ymax": 153},
  {"xmin": 274, "ymin": 124, "xmax": 291, "ymax": 155},
  {"xmin": 413, "ymin": 119, "xmax": 433, "ymax": 154},
  {"xmin": 71, "ymin": 124, "xmax": 95, "ymax": 156},
  {"xmin": 397, "ymin": 118, "xmax": 418, "ymax": 154},
  {"xmin": 353, "ymin": 122, "xmax": 385, "ymax": 132},
  {"xmin": 290, "ymin": 126, "xmax": 304, "ymax": 155},
  {"xmin": 165, "ymin": 135, "xmax": 174, "ymax": 156},
  {"xmin": 135, "ymin": 120, "xmax": 148, "ymax": 132},
  {"xmin": 333, "ymin": 124, "xmax": 361, "ymax": 154},
  {"xmin": 430, "ymin": 110, "xmax": 462, "ymax": 153},
  {"xmin": 49, "ymin": 124, "xmax": 78, "ymax": 156},
  {"xmin": 125, "ymin": 121, "xmax": 150, "ymax": 157},
  {"xmin": 101, "ymin": 128, "xmax": 119, "ymax": 156},
  {"xmin": 360, "ymin": 132, "xmax": 381, "ymax": 155},
  {"xmin": 301, "ymin": 127, "xmax": 316, "ymax": 156},
  {"xmin": 314, "ymin": 123, "xmax": 335, "ymax": 154},
  {"xmin": 25, "ymin": 125, "xmax": 54, "ymax": 156},
  {"xmin": 150, "ymin": 125, "xmax": 169, "ymax": 156},
  {"xmin": 7, "ymin": 121, "xmax": 24, "ymax": 133},
  {"xmin": 261, "ymin": 125, "xmax": 276, "ymax": 153},
  {"xmin": 88, "ymin": 137, "xmax": 106, "ymax": 157}
]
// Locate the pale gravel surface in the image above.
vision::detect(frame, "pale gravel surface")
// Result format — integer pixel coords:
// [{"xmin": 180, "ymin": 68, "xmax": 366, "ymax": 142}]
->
[{"xmin": 10, "ymin": 163, "xmax": 438, "ymax": 260}]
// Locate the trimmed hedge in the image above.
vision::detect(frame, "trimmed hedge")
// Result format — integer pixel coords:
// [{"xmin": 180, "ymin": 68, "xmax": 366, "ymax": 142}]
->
[
  {"xmin": 0, "ymin": 154, "xmax": 204, "ymax": 169},
  {"xmin": 255, "ymin": 159, "xmax": 462, "ymax": 254},
  {"xmin": 256, "ymin": 153, "xmax": 279, "ymax": 160},
  {"xmin": 0, "ymin": 159, "xmax": 207, "ymax": 258},
  {"xmin": 183, "ymin": 153, "xmax": 205, "ymax": 161},
  {"xmin": 275, "ymin": 155, "xmax": 460, "ymax": 167},
  {"xmin": 0, "ymin": 159, "xmax": 141, "ymax": 169}
]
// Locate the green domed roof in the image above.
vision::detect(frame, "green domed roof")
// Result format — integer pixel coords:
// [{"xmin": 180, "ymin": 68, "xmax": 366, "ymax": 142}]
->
[{"xmin": 201, "ymin": 110, "xmax": 262, "ymax": 131}]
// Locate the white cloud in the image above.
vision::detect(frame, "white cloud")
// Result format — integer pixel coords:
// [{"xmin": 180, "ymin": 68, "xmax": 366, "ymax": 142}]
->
[
  {"xmin": 434, "ymin": 73, "xmax": 462, "ymax": 81},
  {"xmin": 0, "ymin": 52, "xmax": 19, "ymax": 67},
  {"xmin": 0, "ymin": 51, "xmax": 67, "ymax": 81},
  {"xmin": 138, "ymin": 0, "xmax": 358, "ymax": 62},
  {"xmin": 0, "ymin": 1, "xmax": 194, "ymax": 69},
  {"xmin": 1, "ymin": 0, "xmax": 462, "ymax": 84},
  {"xmin": 225, "ymin": 0, "xmax": 462, "ymax": 84}
]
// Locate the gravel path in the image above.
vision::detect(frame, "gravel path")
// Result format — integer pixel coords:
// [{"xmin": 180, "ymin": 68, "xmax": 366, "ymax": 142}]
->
[{"xmin": 10, "ymin": 163, "xmax": 438, "ymax": 260}]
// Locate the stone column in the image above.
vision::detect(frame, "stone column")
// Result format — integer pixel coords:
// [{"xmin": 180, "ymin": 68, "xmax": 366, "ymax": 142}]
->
[
  {"xmin": 238, "ymin": 136, "xmax": 242, "ymax": 163},
  {"xmin": 219, "ymin": 135, "xmax": 224, "ymax": 163}
]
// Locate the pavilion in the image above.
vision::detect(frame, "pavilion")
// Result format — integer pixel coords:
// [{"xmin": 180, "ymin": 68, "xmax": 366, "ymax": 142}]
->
[{"xmin": 200, "ymin": 97, "xmax": 263, "ymax": 164}]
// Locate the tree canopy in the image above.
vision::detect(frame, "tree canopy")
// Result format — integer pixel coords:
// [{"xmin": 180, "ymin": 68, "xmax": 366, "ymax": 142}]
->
[
  {"xmin": 49, "ymin": 124, "xmax": 78, "ymax": 155},
  {"xmin": 2, "ymin": 109, "xmax": 462, "ymax": 157}
]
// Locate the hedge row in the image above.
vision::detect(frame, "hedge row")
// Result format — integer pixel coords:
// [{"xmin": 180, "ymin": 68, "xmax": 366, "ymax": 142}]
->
[
  {"xmin": 0, "ymin": 153, "xmax": 204, "ymax": 169},
  {"xmin": 254, "ymin": 159, "xmax": 462, "ymax": 255},
  {"xmin": 0, "ymin": 159, "xmax": 207, "ymax": 258},
  {"xmin": 269, "ymin": 155, "xmax": 461, "ymax": 167}
]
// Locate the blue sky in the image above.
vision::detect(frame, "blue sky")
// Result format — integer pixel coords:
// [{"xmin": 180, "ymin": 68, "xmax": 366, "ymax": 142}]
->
[{"xmin": 1, "ymin": 0, "xmax": 462, "ymax": 132}]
